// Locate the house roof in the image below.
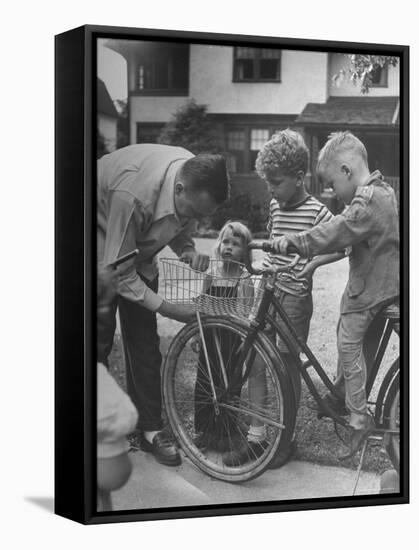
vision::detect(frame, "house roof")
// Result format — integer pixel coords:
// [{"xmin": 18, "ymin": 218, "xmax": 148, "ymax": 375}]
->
[
  {"xmin": 97, "ymin": 78, "xmax": 118, "ymax": 118},
  {"xmin": 296, "ymin": 96, "xmax": 399, "ymax": 127}
]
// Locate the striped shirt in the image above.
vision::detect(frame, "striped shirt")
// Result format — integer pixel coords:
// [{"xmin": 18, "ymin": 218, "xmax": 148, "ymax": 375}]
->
[{"xmin": 263, "ymin": 195, "xmax": 333, "ymax": 296}]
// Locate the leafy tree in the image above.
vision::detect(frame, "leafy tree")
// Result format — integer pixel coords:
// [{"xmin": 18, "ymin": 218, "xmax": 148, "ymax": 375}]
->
[
  {"xmin": 158, "ymin": 99, "xmax": 222, "ymax": 154},
  {"xmin": 114, "ymin": 99, "xmax": 129, "ymax": 148},
  {"xmin": 333, "ymin": 55, "xmax": 399, "ymax": 94},
  {"xmin": 211, "ymin": 193, "xmax": 269, "ymax": 234}
]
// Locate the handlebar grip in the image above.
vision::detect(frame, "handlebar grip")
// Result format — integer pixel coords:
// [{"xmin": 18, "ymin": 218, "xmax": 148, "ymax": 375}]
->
[
  {"xmin": 249, "ymin": 241, "xmax": 300, "ymax": 254},
  {"xmin": 109, "ymin": 249, "xmax": 139, "ymax": 269}
]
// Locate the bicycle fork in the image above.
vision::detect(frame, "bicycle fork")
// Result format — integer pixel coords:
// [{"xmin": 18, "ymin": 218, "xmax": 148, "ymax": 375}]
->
[{"xmin": 196, "ymin": 311, "xmax": 221, "ymax": 416}]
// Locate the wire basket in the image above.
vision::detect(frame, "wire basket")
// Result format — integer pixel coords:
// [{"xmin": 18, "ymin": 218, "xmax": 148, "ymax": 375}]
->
[{"xmin": 160, "ymin": 258, "xmax": 264, "ymax": 319}]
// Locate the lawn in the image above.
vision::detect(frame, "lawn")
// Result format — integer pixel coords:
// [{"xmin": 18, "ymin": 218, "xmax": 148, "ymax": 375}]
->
[{"xmin": 108, "ymin": 238, "xmax": 398, "ymax": 472}]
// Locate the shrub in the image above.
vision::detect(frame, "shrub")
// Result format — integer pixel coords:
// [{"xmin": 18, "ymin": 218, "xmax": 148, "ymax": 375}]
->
[
  {"xmin": 211, "ymin": 193, "xmax": 269, "ymax": 234},
  {"xmin": 158, "ymin": 99, "xmax": 222, "ymax": 154}
]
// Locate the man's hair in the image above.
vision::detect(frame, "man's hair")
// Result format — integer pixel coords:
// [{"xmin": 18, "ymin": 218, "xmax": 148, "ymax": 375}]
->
[
  {"xmin": 317, "ymin": 131, "xmax": 368, "ymax": 171},
  {"xmin": 180, "ymin": 154, "xmax": 230, "ymax": 204},
  {"xmin": 255, "ymin": 129, "xmax": 309, "ymax": 178}
]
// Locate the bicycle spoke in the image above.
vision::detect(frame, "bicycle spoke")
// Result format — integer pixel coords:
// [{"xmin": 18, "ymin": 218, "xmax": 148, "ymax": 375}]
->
[
  {"xmin": 163, "ymin": 317, "xmax": 294, "ymax": 481},
  {"xmin": 218, "ymin": 402, "xmax": 285, "ymax": 430}
]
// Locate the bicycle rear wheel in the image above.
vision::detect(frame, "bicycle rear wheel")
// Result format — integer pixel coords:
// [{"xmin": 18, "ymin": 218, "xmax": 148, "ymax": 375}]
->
[
  {"xmin": 383, "ymin": 372, "xmax": 400, "ymax": 471},
  {"xmin": 376, "ymin": 358, "xmax": 400, "ymax": 472},
  {"xmin": 162, "ymin": 317, "xmax": 296, "ymax": 482}
]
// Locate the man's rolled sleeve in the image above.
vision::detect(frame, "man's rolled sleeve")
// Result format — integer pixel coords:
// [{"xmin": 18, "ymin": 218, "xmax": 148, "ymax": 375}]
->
[{"xmin": 102, "ymin": 191, "xmax": 163, "ymax": 311}]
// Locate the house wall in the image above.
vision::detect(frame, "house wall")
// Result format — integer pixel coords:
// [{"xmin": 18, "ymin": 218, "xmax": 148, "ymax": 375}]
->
[
  {"xmin": 128, "ymin": 46, "xmax": 330, "ymax": 142},
  {"xmin": 129, "ymin": 97, "xmax": 187, "ymax": 142},
  {"xmin": 328, "ymin": 53, "xmax": 400, "ymax": 97},
  {"xmin": 98, "ymin": 115, "xmax": 117, "ymax": 152},
  {"xmin": 190, "ymin": 46, "xmax": 329, "ymax": 114}
]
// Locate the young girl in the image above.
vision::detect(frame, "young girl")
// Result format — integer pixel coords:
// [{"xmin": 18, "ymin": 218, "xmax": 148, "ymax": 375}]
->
[{"xmin": 194, "ymin": 222, "xmax": 267, "ymax": 455}]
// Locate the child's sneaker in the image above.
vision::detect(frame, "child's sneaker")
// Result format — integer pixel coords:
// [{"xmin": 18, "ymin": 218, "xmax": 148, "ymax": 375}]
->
[{"xmin": 319, "ymin": 393, "xmax": 348, "ymax": 418}]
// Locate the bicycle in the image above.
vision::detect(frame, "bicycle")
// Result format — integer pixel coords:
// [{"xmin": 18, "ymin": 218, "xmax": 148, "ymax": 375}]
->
[{"xmin": 160, "ymin": 242, "xmax": 400, "ymax": 483}]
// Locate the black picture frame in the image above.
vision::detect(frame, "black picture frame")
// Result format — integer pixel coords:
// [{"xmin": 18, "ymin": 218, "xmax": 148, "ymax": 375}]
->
[{"xmin": 55, "ymin": 24, "xmax": 409, "ymax": 525}]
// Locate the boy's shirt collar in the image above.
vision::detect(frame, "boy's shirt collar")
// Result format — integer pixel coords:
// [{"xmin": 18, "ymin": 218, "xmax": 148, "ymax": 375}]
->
[
  {"xmin": 278, "ymin": 194, "xmax": 312, "ymax": 211},
  {"xmin": 364, "ymin": 170, "xmax": 383, "ymax": 186}
]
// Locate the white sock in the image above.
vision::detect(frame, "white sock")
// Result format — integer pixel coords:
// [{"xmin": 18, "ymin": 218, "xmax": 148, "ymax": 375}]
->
[
  {"xmin": 247, "ymin": 425, "xmax": 266, "ymax": 443},
  {"xmin": 144, "ymin": 430, "xmax": 159, "ymax": 444}
]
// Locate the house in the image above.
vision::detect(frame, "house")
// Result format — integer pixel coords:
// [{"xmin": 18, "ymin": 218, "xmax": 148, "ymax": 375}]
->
[
  {"xmin": 105, "ymin": 41, "xmax": 400, "ymax": 200},
  {"xmin": 97, "ymin": 77, "xmax": 119, "ymax": 154}
]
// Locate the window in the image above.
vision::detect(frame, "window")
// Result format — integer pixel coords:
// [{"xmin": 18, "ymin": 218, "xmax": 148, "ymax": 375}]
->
[
  {"xmin": 225, "ymin": 127, "xmax": 272, "ymax": 173},
  {"xmin": 250, "ymin": 129, "xmax": 270, "ymax": 168},
  {"xmin": 136, "ymin": 43, "xmax": 189, "ymax": 95},
  {"xmin": 226, "ymin": 129, "xmax": 246, "ymax": 173},
  {"xmin": 136, "ymin": 123, "xmax": 164, "ymax": 144},
  {"xmin": 233, "ymin": 47, "xmax": 281, "ymax": 82},
  {"xmin": 369, "ymin": 64, "xmax": 389, "ymax": 87}
]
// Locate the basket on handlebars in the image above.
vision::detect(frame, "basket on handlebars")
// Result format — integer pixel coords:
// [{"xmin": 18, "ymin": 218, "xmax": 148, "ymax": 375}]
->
[{"xmin": 160, "ymin": 258, "xmax": 264, "ymax": 319}]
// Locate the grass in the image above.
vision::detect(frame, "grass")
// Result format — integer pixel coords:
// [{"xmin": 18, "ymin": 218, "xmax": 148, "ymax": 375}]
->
[{"xmin": 108, "ymin": 238, "xmax": 399, "ymax": 473}]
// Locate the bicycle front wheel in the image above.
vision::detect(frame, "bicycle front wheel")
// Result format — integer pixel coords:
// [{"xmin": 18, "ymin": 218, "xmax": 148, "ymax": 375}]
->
[{"xmin": 162, "ymin": 317, "xmax": 296, "ymax": 482}]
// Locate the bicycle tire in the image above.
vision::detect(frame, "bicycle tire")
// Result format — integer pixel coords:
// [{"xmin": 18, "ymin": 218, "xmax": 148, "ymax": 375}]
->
[
  {"xmin": 162, "ymin": 317, "xmax": 296, "ymax": 482},
  {"xmin": 375, "ymin": 358, "xmax": 400, "ymax": 472},
  {"xmin": 383, "ymin": 370, "xmax": 400, "ymax": 471}
]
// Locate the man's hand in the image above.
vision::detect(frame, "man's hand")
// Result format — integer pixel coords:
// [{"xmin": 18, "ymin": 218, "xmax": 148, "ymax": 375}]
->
[
  {"xmin": 157, "ymin": 300, "xmax": 197, "ymax": 323},
  {"xmin": 272, "ymin": 236, "xmax": 291, "ymax": 255},
  {"xmin": 179, "ymin": 248, "xmax": 210, "ymax": 272}
]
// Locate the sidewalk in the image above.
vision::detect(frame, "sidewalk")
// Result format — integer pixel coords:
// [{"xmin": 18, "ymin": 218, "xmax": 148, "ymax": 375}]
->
[{"xmin": 112, "ymin": 449, "xmax": 381, "ymax": 511}]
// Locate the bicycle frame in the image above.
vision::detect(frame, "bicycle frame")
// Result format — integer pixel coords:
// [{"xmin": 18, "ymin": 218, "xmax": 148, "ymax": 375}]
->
[{"xmin": 217, "ymin": 272, "xmax": 398, "ymax": 429}]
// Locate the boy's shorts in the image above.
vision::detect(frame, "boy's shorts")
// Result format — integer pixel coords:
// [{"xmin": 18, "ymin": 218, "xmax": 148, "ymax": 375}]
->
[{"xmin": 265, "ymin": 289, "xmax": 313, "ymax": 353}]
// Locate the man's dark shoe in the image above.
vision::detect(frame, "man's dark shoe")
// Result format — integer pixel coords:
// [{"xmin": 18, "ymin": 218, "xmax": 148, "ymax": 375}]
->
[
  {"xmin": 139, "ymin": 431, "xmax": 181, "ymax": 466},
  {"xmin": 268, "ymin": 440, "xmax": 296, "ymax": 469},
  {"xmin": 338, "ymin": 415, "xmax": 375, "ymax": 460},
  {"xmin": 319, "ymin": 393, "xmax": 348, "ymax": 418},
  {"xmin": 223, "ymin": 439, "xmax": 269, "ymax": 467}
]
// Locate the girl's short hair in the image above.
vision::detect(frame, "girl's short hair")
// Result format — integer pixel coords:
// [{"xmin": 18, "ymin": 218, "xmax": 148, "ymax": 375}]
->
[{"xmin": 214, "ymin": 221, "xmax": 253, "ymax": 265}]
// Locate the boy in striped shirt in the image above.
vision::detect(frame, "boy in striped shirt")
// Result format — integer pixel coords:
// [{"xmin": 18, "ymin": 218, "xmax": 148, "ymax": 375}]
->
[
  {"xmin": 224, "ymin": 129, "xmax": 344, "ymax": 468},
  {"xmin": 259, "ymin": 130, "xmax": 344, "ymax": 405}
]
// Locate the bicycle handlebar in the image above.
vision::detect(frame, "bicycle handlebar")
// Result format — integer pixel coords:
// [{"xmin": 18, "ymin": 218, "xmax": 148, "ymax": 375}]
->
[
  {"xmin": 246, "ymin": 240, "xmax": 301, "ymax": 275},
  {"xmin": 249, "ymin": 240, "xmax": 300, "ymax": 255}
]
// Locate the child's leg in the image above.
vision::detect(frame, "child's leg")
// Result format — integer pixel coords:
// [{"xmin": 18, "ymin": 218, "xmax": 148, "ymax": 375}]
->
[
  {"xmin": 247, "ymin": 355, "xmax": 267, "ymax": 439},
  {"xmin": 337, "ymin": 306, "xmax": 383, "ymax": 429},
  {"xmin": 222, "ymin": 355, "xmax": 268, "ymax": 466},
  {"xmin": 275, "ymin": 291, "xmax": 313, "ymax": 408},
  {"xmin": 333, "ymin": 313, "xmax": 387, "ymax": 401}
]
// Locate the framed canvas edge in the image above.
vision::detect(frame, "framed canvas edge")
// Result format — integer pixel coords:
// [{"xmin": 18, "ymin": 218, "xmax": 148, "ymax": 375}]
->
[{"xmin": 55, "ymin": 24, "xmax": 409, "ymax": 526}]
